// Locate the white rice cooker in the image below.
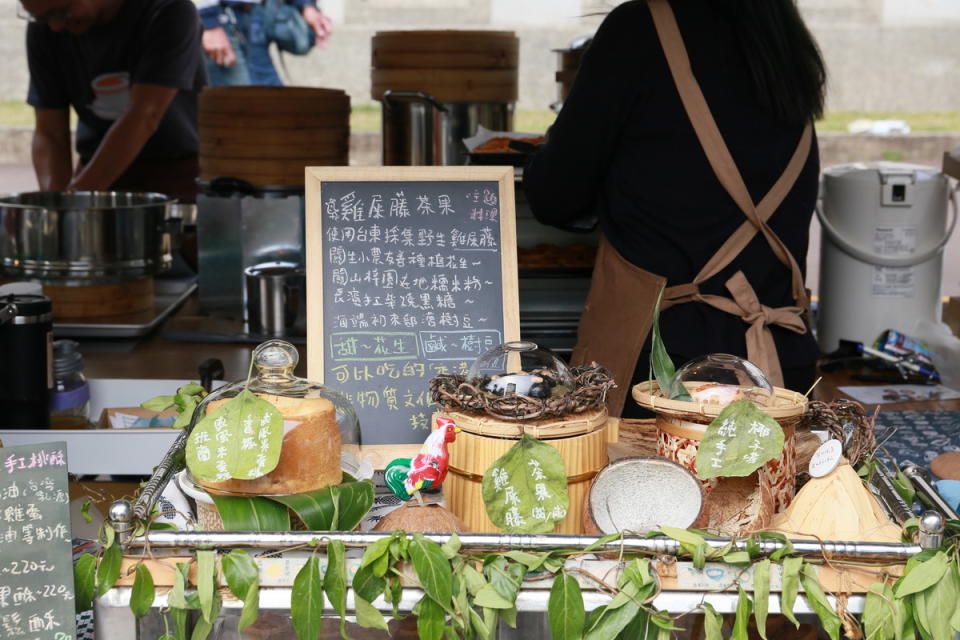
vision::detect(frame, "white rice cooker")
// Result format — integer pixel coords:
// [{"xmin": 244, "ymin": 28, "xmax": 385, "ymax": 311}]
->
[{"xmin": 816, "ymin": 161, "xmax": 957, "ymax": 352}]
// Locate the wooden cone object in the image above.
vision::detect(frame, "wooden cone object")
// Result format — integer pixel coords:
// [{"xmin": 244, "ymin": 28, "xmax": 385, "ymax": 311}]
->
[{"xmin": 771, "ymin": 461, "xmax": 901, "ymax": 542}]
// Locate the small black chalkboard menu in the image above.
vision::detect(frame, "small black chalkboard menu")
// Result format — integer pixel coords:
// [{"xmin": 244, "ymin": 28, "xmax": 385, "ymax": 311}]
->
[
  {"xmin": 0, "ymin": 442, "xmax": 76, "ymax": 640},
  {"xmin": 306, "ymin": 167, "xmax": 520, "ymax": 444}
]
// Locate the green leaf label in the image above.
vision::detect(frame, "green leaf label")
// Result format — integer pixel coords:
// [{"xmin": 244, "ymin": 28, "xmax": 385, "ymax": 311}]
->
[
  {"xmin": 186, "ymin": 390, "xmax": 284, "ymax": 481},
  {"xmin": 695, "ymin": 400, "xmax": 784, "ymax": 480},
  {"xmin": 482, "ymin": 433, "xmax": 569, "ymax": 533}
]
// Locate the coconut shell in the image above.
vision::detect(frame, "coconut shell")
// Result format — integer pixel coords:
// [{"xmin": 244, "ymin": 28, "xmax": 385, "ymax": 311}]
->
[
  {"xmin": 705, "ymin": 472, "xmax": 775, "ymax": 537},
  {"xmin": 372, "ymin": 504, "xmax": 467, "ymax": 533}
]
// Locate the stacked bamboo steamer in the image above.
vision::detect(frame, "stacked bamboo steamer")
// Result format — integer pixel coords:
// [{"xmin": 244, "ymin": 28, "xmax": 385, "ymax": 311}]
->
[
  {"xmin": 371, "ymin": 31, "xmax": 519, "ymax": 103},
  {"xmin": 199, "ymin": 86, "xmax": 350, "ymax": 187}
]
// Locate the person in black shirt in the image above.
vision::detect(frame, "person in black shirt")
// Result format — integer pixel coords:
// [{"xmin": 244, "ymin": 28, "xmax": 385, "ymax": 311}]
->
[
  {"xmin": 22, "ymin": 0, "xmax": 205, "ymax": 202},
  {"xmin": 523, "ymin": 0, "xmax": 827, "ymax": 415}
]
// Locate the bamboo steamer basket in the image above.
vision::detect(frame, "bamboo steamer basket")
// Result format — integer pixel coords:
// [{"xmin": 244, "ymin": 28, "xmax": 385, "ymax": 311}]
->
[
  {"xmin": 438, "ymin": 408, "xmax": 616, "ymax": 534},
  {"xmin": 371, "ymin": 30, "xmax": 519, "ymax": 103},
  {"xmin": 633, "ymin": 380, "xmax": 806, "ymax": 514},
  {"xmin": 197, "ymin": 86, "xmax": 350, "ymax": 187}
]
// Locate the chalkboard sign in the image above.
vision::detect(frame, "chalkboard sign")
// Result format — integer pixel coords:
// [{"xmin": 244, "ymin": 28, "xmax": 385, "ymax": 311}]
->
[
  {"xmin": 306, "ymin": 167, "xmax": 520, "ymax": 444},
  {"xmin": 0, "ymin": 442, "xmax": 76, "ymax": 640}
]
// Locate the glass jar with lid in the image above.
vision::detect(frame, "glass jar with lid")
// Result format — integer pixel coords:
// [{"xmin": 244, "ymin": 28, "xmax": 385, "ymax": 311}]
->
[
  {"xmin": 50, "ymin": 339, "xmax": 91, "ymax": 429},
  {"xmin": 467, "ymin": 340, "xmax": 575, "ymax": 400},
  {"xmin": 186, "ymin": 340, "xmax": 361, "ymax": 496},
  {"xmin": 675, "ymin": 353, "xmax": 774, "ymax": 407}
]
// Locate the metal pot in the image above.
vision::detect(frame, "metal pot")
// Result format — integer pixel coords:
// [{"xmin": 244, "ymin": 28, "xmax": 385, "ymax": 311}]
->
[{"xmin": 0, "ymin": 190, "xmax": 174, "ymax": 284}]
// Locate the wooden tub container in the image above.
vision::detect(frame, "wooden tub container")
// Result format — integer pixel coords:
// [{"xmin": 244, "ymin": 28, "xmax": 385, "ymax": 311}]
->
[
  {"xmin": 632, "ymin": 381, "xmax": 807, "ymax": 514},
  {"xmin": 438, "ymin": 407, "xmax": 616, "ymax": 534},
  {"xmin": 371, "ymin": 30, "xmax": 519, "ymax": 103},
  {"xmin": 198, "ymin": 86, "xmax": 350, "ymax": 187}
]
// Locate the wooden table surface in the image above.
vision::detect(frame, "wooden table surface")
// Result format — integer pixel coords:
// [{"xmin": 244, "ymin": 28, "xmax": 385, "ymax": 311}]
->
[{"xmin": 79, "ymin": 294, "xmax": 960, "ymax": 416}]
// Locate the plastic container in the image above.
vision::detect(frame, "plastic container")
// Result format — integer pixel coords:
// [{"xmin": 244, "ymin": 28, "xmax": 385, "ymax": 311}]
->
[
  {"xmin": 49, "ymin": 339, "xmax": 91, "ymax": 429},
  {"xmin": 187, "ymin": 340, "xmax": 361, "ymax": 496}
]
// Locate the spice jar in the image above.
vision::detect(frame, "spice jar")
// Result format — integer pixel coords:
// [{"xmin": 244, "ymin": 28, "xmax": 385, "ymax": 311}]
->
[
  {"xmin": 187, "ymin": 340, "xmax": 361, "ymax": 496},
  {"xmin": 50, "ymin": 339, "xmax": 91, "ymax": 429}
]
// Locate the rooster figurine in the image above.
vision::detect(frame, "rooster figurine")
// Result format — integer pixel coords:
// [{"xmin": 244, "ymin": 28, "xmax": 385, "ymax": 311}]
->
[{"xmin": 385, "ymin": 417, "xmax": 460, "ymax": 502}]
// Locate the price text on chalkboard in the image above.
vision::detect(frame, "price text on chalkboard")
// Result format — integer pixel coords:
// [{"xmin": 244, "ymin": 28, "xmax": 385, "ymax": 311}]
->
[
  {"xmin": 0, "ymin": 442, "xmax": 76, "ymax": 640},
  {"xmin": 306, "ymin": 167, "xmax": 520, "ymax": 444}
]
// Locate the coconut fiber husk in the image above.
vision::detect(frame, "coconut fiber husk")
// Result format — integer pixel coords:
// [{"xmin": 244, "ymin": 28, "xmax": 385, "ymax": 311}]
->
[
  {"xmin": 705, "ymin": 472, "xmax": 776, "ymax": 537},
  {"xmin": 372, "ymin": 503, "xmax": 467, "ymax": 533},
  {"xmin": 430, "ymin": 364, "xmax": 614, "ymax": 421}
]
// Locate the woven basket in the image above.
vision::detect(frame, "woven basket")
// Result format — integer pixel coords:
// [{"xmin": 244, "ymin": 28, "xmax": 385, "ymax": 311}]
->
[
  {"xmin": 632, "ymin": 380, "xmax": 806, "ymax": 515},
  {"xmin": 431, "ymin": 364, "xmax": 615, "ymax": 422}
]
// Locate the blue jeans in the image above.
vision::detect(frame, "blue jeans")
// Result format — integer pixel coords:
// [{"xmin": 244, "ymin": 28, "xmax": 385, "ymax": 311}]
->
[{"xmin": 205, "ymin": 5, "xmax": 282, "ymax": 86}]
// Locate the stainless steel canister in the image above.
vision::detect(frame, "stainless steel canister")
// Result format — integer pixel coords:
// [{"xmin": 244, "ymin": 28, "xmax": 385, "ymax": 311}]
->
[
  {"xmin": 244, "ymin": 262, "xmax": 306, "ymax": 337},
  {"xmin": 382, "ymin": 91, "xmax": 513, "ymax": 166},
  {"xmin": 0, "ymin": 294, "xmax": 53, "ymax": 428},
  {"xmin": 0, "ymin": 191, "xmax": 174, "ymax": 284}
]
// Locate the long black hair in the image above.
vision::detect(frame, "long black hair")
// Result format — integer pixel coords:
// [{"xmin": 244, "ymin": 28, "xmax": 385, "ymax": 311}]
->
[{"xmin": 715, "ymin": 0, "xmax": 827, "ymax": 124}]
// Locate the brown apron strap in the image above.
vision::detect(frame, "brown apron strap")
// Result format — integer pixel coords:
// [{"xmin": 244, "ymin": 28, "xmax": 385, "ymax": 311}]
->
[
  {"xmin": 647, "ymin": 0, "xmax": 810, "ymax": 308},
  {"xmin": 647, "ymin": 0, "xmax": 813, "ymax": 385},
  {"xmin": 571, "ymin": 236, "xmax": 665, "ymax": 416}
]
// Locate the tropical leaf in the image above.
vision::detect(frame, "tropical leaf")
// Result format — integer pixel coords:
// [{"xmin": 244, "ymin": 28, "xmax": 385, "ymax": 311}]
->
[
  {"xmin": 97, "ymin": 540, "xmax": 122, "ymax": 597},
  {"xmin": 355, "ymin": 596, "xmax": 389, "ymax": 631},
  {"xmin": 414, "ymin": 595, "xmax": 445, "ymax": 640},
  {"xmin": 732, "ymin": 587, "xmax": 752, "ymax": 640},
  {"xmin": 269, "ymin": 480, "xmax": 374, "ymax": 531},
  {"xmin": 291, "ymin": 556, "xmax": 324, "ymax": 640},
  {"xmin": 753, "ymin": 558, "xmax": 770, "ymax": 639},
  {"xmin": 186, "ymin": 389, "xmax": 283, "ymax": 481},
  {"xmin": 482, "ymin": 433, "xmax": 569, "ymax": 533},
  {"xmin": 74, "ymin": 554, "xmax": 97, "ymax": 613},
  {"xmin": 780, "ymin": 557, "xmax": 803, "ymax": 629},
  {"xmin": 210, "ymin": 494, "xmax": 291, "ymax": 531},
  {"xmin": 130, "ymin": 564, "xmax": 156, "ymax": 617},
  {"xmin": 221, "ymin": 549, "xmax": 261, "ymax": 630},
  {"xmin": 197, "ymin": 549, "xmax": 216, "ymax": 623},
  {"xmin": 649, "ymin": 285, "xmax": 690, "ymax": 400},
  {"xmin": 800, "ymin": 563, "xmax": 841, "ymax": 640},
  {"xmin": 895, "ymin": 551, "xmax": 949, "ymax": 598},
  {"xmin": 323, "ymin": 540, "xmax": 348, "ymax": 637},
  {"xmin": 703, "ymin": 602, "xmax": 724, "ymax": 640},
  {"xmin": 409, "ymin": 533, "xmax": 453, "ymax": 612},
  {"xmin": 696, "ymin": 400, "xmax": 784, "ymax": 480},
  {"xmin": 548, "ymin": 574, "xmax": 585, "ymax": 640}
]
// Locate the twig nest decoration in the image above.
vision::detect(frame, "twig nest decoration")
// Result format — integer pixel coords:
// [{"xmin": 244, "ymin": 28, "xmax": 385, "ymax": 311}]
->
[
  {"xmin": 586, "ymin": 457, "xmax": 704, "ymax": 534},
  {"xmin": 372, "ymin": 504, "xmax": 466, "ymax": 533},
  {"xmin": 431, "ymin": 341, "xmax": 614, "ymax": 421}
]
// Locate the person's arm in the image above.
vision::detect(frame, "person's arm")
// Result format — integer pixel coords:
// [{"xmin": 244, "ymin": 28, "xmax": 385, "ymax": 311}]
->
[
  {"xmin": 522, "ymin": 3, "xmax": 649, "ymax": 227},
  {"xmin": 68, "ymin": 83, "xmax": 177, "ymax": 191},
  {"xmin": 202, "ymin": 26, "xmax": 236, "ymax": 66},
  {"xmin": 32, "ymin": 108, "xmax": 72, "ymax": 190},
  {"xmin": 294, "ymin": 1, "xmax": 333, "ymax": 47}
]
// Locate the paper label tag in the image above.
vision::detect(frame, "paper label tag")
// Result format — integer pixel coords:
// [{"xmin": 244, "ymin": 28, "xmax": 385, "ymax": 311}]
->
[{"xmin": 808, "ymin": 439, "xmax": 843, "ymax": 478}]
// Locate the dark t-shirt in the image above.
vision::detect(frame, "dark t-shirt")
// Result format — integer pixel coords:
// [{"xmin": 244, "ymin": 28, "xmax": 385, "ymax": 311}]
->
[
  {"xmin": 26, "ymin": 0, "xmax": 205, "ymax": 163},
  {"xmin": 523, "ymin": 0, "xmax": 820, "ymax": 368}
]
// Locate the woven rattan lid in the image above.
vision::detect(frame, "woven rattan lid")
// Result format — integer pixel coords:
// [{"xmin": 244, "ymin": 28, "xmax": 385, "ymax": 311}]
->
[{"xmin": 632, "ymin": 380, "xmax": 807, "ymax": 422}]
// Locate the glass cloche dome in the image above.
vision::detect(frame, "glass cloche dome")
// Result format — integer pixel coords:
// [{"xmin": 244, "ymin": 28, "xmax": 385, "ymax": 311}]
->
[
  {"xmin": 186, "ymin": 340, "xmax": 360, "ymax": 496},
  {"xmin": 467, "ymin": 340, "xmax": 574, "ymax": 400},
  {"xmin": 674, "ymin": 353, "xmax": 774, "ymax": 407}
]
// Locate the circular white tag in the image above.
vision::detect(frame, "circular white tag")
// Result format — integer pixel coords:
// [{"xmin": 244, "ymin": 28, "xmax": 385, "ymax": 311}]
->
[{"xmin": 808, "ymin": 439, "xmax": 843, "ymax": 478}]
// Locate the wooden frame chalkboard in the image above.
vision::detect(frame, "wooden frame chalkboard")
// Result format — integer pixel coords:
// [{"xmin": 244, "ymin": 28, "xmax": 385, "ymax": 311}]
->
[{"xmin": 305, "ymin": 166, "xmax": 519, "ymax": 444}]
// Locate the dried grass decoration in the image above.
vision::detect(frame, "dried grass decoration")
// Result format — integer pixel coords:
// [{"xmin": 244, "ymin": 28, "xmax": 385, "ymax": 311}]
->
[{"xmin": 430, "ymin": 364, "xmax": 615, "ymax": 421}]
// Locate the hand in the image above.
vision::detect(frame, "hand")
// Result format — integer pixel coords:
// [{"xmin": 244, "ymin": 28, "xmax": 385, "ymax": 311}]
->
[
  {"xmin": 202, "ymin": 26, "xmax": 236, "ymax": 67},
  {"xmin": 301, "ymin": 5, "xmax": 333, "ymax": 48}
]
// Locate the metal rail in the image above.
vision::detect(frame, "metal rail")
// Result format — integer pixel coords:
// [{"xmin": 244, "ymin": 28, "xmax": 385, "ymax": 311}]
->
[{"xmin": 127, "ymin": 530, "xmax": 923, "ymax": 561}]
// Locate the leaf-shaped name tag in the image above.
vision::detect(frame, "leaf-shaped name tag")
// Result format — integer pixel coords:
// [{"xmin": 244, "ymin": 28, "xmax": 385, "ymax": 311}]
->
[
  {"xmin": 186, "ymin": 389, "xmax": 284, "ymax": 482},
  {"xmin": 482, "ymin": 433, "xmax": 569, "ymax": 533},
  {"xmin": 695, "ymin": 399, "xmax": 784, "ymax": 480}
]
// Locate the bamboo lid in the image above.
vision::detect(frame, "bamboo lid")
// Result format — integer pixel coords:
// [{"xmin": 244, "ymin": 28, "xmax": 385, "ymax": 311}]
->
[
  {"xmin": 372, "ymin": 30, "xmax": 518, "ymax": 54},
  {"xmin": 199, "ymin": 110, "xmax": 349, "ymax": 130},
  {"xmin": 200, "ymin": 133, "xmax": 348, "ymax": 159},
  {"xmin": 371, "ymin": 68, "xmax": 518, "ymax": 103},
  {"xmin": 199, "ymin": 127, "xmax": 349, "ymax": 146},
  {"xmin": 439, "ymin": 407, "xmax": 609, "ymax": 440},
  {"xmin": 632, "ymin": 380, "xmax": 807, "ymax": 422}
]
